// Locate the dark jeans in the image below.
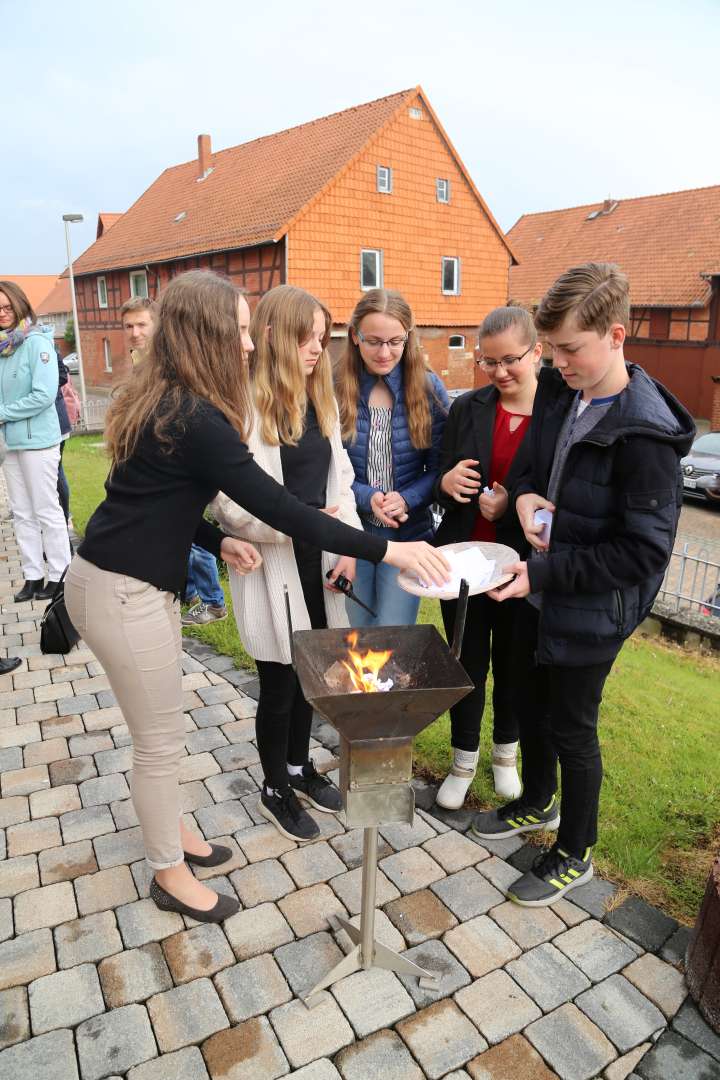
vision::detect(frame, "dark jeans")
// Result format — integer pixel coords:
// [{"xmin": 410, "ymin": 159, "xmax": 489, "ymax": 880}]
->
[
  {"xmin": 514, "ymin": 602, "xmax": 613, "ymax": 858},
  {"xmin": 255, "ymin": 546, "xmax": 326, "ymax": 790},
  {"xmin": 57, "ymin": 441, "xmax": 70, "ymax": 523},
  {"xmin": 441, "ymin": 592, "xmax": 520, "ymax": 750}
]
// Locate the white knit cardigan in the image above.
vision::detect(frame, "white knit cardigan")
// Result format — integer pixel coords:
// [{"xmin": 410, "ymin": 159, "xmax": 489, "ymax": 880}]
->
[{"xmin": 210, "ymin": 405, "xmax": 362, "ymax": 665}]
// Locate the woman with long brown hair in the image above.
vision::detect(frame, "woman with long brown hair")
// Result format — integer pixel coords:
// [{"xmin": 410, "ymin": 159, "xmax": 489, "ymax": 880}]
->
[
  {"xmin": 64, "ymin": 271, "xmax": 449, "ymax": 925},
  {"xmin": 335, "ymin": 288, "xmax": 449, "ymax": 626}
]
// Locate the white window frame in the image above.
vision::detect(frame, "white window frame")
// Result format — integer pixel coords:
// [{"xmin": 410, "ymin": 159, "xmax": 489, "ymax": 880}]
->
[
  {"xmin": 129, "ymin": 269, "xmax": 149, "ymax": 299},
  {"xmin": 376, "ymin": 165, "xmax": 393, "ymax": 194},
  {"xmin": 103, "ymin": 338, "xmax": 112, "ymax": 373},
  {"xmin": 448, "ymin": 334, "xmax": 465, "ymax": 349},
  {"xmin": 441, "ymin": 257, "xmax": 461, "ymax": 296},
  {"xmin": 361, "ymin": 249, "xmax": 383, "ymax": 291},
  {"xmin": 97, "ymin": 276, "xmax": 108, "ymax": 309},
  {"xmin": 436, "ymin": 178, "xmax": 450, "ymax": 204}
]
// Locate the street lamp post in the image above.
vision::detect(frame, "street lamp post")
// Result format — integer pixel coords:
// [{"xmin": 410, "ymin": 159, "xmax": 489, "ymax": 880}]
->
[{"xmin": 62, "ymin": 214, "xmax": 88, "ymax": 428}]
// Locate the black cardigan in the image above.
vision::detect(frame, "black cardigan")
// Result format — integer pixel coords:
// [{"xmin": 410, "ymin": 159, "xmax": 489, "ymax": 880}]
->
[
  {"xmin": 79, "ymin": 396, "xmax": 386, "ymax": 595},
  {"xmin": 432, "ymin": 385, "xmax": 530, "ymax": 555}
]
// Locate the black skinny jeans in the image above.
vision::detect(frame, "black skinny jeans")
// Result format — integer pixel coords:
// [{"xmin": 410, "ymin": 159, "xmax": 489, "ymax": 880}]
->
[
  {"xmin": 255, "ymin": 545, "xmax": 327, "ymax": 791},
  {"xmin": 441, "ymin": 593, "xmax": 520, "ymax": 750},
  {"xmin": 513, "ymin": 601, "xmax": 613, "ymax": 858}
]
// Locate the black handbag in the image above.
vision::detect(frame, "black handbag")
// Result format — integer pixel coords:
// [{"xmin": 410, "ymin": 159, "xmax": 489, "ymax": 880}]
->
[{"xmin": 40, "ymin": 569, "xmax": 81, "ymax": 655}]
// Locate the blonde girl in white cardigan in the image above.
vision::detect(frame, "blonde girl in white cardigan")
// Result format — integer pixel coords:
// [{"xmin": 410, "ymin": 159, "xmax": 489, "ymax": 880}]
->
[{"xmin": 212, "ymin": 285, "xmax": 358, "ymax": 841}]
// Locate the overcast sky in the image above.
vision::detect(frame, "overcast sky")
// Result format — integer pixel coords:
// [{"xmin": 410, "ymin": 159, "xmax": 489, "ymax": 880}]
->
[{"xmin": 5, "ymin": 0, "xmax": 720, "ymax": 274}]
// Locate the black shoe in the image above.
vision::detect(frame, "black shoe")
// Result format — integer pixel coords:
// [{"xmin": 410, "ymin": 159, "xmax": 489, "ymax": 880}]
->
[
  {"xmin": 184, "ymin": 842, "xmax": 233, "ymax": 868},
  {"xmin": 289, "ymin": 761, "xmax": 343, "ymax": 814},
  {"xmin": 506, "ymin": 843, "xmax": 594, "ymax": 907},
  {"xmin": 14, "ymin": 579, "xmax": 44, "ymax": 603},
  {"xmin": 259, "ymin": 784, "xmax": 320, "ymax": 842},
  {"xmin": 0, "ymin": 657, "xmax": 21, "ymax": 675},
  {"xmin": 35, "ymin": 581, "xmax": 60, "ymax": 601},
  {"xmin": 149, "ymin": 878, "xmax": 239, "ymax": 922},
  {"xmin": 471, "ymin": 794, "xmax": 560, "ymax": 840}
]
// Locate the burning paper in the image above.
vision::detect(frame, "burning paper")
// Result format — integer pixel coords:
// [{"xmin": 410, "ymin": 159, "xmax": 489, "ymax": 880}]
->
[
  {"xmin": 416, "ymin": 547, "xmax": 496, "ymax": 596},
  {"xmin": 341, "ymin": 631, "xmax": 394, "ymax": 693}
]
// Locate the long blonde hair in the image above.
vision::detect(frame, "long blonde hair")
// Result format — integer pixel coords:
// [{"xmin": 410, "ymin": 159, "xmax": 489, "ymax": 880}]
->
[
  {"xmin": 105, "ymin": 270, "xmax": 251, "ymax": 464},
  {"xmin": 250, "ymin": 285, "xmax": 336, "ymax": 446},
  {"xmin": 336, "ymin": 289, "xmax": 441, "ymax": 448}
]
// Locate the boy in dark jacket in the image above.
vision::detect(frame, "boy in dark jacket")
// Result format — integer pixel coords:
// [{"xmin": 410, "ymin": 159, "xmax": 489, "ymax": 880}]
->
[{"xmin": 473, "ymin": 262, "xmax": 695, "ymax": 906}]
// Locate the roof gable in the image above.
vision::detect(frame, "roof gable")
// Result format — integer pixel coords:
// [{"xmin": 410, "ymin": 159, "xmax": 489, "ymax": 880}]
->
[
  {"xmin": 0, "ymin": 275, "xmax": 60, "ymax": 310},
  {"xmin": 36, "ymin": 277, "xmax": 72, "ymax": 315},
  {"xmin": 508, "ymin": 184, "xmax": 720, "ymax": 308}
]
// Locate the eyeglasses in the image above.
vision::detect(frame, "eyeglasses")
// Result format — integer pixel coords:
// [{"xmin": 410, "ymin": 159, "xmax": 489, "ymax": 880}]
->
[
  {"xmin": 356, "ymin": 329, "xmax": 408, "ymax": 350},
  {"xmin": 476, "ymin": 344, "xmax": 534, "ymax": 370},
  {"xmin": 0, "ymin": 305, "xmax": 15, "ymax": 315}
]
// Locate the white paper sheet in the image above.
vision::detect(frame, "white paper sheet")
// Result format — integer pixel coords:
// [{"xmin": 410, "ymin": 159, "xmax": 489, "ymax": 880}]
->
[{"xmin": 417, "ymin": 547, "xmax": 496, "ymax": 596}]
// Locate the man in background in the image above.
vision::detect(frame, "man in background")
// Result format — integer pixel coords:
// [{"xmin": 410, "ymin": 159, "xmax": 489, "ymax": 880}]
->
[{"xmin": 121, "ymin": 297, "xmax": 157, "ymax": 366}]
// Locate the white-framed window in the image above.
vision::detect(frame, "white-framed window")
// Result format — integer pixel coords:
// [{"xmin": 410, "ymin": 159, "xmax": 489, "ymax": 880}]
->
[
  {"xmin": 442, "ymin": 257, "xmax": 460, "ymax": 296},
  {"xmin": 449, "ymin": 334, "xmax": 465, "ymax": 349},
  {"xmin": 97, "ymin": 276, "xmax": 108, "ymax": 309},
  {"xmin": 376, "ymin": 165, "xmax": 393, "ymax": 194},
  {"xmin": 409, "ymin": 106, "xmax": 423, "ymax": 120},
  {"xmin": 103, "ymin": 338, "xmax": 112, "ymax": 373},
  {"xmin": 129, "ymin": 270, "xmax": 149, "ymax": 299},
  {"xmin": 361, "ymin": 249, "xmax": 383, "ymax": 291},
  {"xmin": 436, "ymin": 178, "xmax": 450, "ymax": 204}
]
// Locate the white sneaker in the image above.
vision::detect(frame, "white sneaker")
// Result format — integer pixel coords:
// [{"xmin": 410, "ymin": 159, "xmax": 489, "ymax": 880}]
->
[
  {"xmin": 435, "ymin": 748, "xmax": 479, "ymax": 810},
  {"xmin": 492, "ymin": 741, "xmax": 522, "ymax": 799}
]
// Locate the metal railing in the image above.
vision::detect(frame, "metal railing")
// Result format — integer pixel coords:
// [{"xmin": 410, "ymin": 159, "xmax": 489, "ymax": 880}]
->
[
  {"xmin": 656, "ymin": 544, "xmax": 720, "ymax": 616},
  {"xmin": 76, "ymin": 398, "xmax": 110, "ymax": 433}
]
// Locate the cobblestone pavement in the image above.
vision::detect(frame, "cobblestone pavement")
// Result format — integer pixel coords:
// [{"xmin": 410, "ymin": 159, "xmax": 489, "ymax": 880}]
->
[{"xmin": 1, "ymin": 497, "xmax": 719, "ymax": 1080}]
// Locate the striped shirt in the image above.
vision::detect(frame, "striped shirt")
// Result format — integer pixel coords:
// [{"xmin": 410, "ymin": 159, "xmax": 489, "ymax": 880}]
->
[{"xmin": 367, "ymin": 406, "xmax": 393, "ymax": 526}]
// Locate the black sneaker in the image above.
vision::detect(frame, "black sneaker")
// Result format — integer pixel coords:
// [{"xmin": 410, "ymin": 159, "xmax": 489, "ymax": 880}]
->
[
  {"xmin": 289, "ymin": 761, "xmax": 343, "ymax": 814},
  {"xmin": 259, "ymin": 784, "xmax": 320, "ymax": 842},
  {"xmin": 507, "ymin": 843, "xmax": 593, "ymax": 907},
  {"xmin": 471, "ymin": 794, "xmax": 560, "ymax": 840}
]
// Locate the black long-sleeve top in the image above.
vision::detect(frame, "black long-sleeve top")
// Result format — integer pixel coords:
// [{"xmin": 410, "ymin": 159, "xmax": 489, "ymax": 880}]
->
[{"xmin": 79, "ymin": 396, "xmax": 386, "ymax": 595}]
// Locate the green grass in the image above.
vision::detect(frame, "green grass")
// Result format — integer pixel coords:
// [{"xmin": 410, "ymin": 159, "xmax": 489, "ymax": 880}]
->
[{"xmin": 64, "ymin": 436, "xmax": 720, "ymax": 922}]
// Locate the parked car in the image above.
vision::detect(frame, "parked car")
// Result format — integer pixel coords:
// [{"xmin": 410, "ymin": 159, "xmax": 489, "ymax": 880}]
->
[
  {"xmin": 680, "ymin": 432, "xmax": 720, "ymax": 504},
  {"xmin": 700, "ymin": 583, "xmax": 720, "ymax": 618},
  {"xmin": 63, "ymin": 353, "xmax": 80, "ymax": 374}
]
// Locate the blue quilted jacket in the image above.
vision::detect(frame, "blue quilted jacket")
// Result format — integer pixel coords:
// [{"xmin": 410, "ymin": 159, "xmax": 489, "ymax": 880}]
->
[{"xmin": 344, "ymin": 364, "xmax": 449, "ymax": 541}]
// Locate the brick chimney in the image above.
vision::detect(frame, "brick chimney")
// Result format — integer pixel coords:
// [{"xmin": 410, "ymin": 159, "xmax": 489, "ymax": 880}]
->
[
  {"xmin": 711, "ymin": 376, "xmax": 720, "ymax": 431},
  {"xmin": 197, "ymin": 134, "xmax": 212, "ymax": 180}
]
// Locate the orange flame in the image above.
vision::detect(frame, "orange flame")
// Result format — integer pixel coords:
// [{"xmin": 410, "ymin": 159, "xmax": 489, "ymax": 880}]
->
[{"xmin": 342, "ymin": 631, "xmax": 393, "ymax": 693}]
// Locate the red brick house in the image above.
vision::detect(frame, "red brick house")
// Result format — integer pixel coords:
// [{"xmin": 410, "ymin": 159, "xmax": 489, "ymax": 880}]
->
[
  {"xmin": 71, "ymin": 87, "xmax": 515, "ymax": 390},
  {"xmin": 507, "ymin": 185, "xmax": 720, "ymax": 418}
]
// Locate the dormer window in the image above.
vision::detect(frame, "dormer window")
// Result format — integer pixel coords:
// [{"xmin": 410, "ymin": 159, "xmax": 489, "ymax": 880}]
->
[{"xmin": 376, "ymin": 166, "xmax": 393, "ymax": 194}]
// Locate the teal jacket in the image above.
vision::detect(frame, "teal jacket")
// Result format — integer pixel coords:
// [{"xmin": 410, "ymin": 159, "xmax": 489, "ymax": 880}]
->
[{"xmin": 0, "ymin": 327, "xmax": 61, "ymax": 450}]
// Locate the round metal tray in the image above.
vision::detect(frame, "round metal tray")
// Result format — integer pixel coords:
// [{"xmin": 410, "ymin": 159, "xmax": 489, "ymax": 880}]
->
[{"xmin": 397, "ymin": 540, "xmax": 520, "ymax": 600}]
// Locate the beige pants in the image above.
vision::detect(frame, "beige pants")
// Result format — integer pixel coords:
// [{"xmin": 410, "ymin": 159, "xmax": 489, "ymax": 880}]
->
[{"xmin": 65, "ymin": 555, "xmax": 185, "ymax": 869}]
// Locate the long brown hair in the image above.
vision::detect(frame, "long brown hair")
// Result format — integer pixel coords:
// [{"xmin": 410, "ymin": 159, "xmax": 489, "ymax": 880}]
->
[
  {"xmin": 250, "ymin": 285, "xmax": 336, "ymax": 446},
  {"xmin": 105, "ymin": 270, "xmax": 252, "ymax": 464},
  {"xmin": 0, "ymin": 280, "xmax": 35, "ymax": 325},
  {"xmin": 336, "ymin": 289, "xmax": 440, "ymax": 448}
]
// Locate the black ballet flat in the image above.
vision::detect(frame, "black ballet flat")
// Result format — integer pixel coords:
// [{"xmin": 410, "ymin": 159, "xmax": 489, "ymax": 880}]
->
[
  {"xmin": 150, "ymin": 878, "xmax": 239, "ymax": 923},
  {"xmin": 184, "ymin": 842, "xmax": 233, "ymax": 868}
]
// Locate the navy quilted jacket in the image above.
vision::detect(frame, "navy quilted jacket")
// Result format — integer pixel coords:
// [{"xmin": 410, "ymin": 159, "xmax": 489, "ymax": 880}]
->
[{"xmin": 344, "ymin": 363, "xmax": 449, "ymax": 541}]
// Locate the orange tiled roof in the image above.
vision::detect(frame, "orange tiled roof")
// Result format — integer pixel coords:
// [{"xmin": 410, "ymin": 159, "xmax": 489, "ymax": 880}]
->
[
  {"xmin": 97, "ymin": 213, "xmax": 122, "ymax": 239},
  {"xmin": 36, "ymin": 276, "xmax": 72, "ymax": 315},
  {"xmin": 0, "ymin": 275, "xmax": 60, "ymax": 310},
  {"xmin": 508, "ymin": 184, "xmax": 720, "ymax": 308},
  {"xmin": 73, "ymin": 90, "xmax": 420, "ymax": 275}
]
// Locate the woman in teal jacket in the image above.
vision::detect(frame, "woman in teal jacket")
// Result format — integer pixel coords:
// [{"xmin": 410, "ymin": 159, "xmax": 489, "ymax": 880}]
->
[{"xmin": 0, "ymin": 281, "xmax": 72, "ymax": 601}]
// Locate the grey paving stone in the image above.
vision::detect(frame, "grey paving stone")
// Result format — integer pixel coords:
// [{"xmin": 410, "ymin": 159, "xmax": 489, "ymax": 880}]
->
[
  {"xmin": 212, "ymin": 741, "xmax": 259, "ymax": 772},
  {"xmin": 506, "ymin": 941, "xmax": 591, "ymax": 1011},
  {"xmin": 116, "ymin": 897, "xmax": 184, "ymax": 947},
  {"xmin": 58, "ymin": 692, "xmax": 98, "ymax": 715},
  {"xmin": 42, "ymin": 715, "xmax": 85, "ymax": 741},
  {"xmin": 190, "ymin": 703, "xmax": 233, "ymax": 728},
  {"xmin": 288, "ymin": 1060, "xmax": 340, "ymax": 1079},
  {"xmin": 379, "ymin": 847, "xmax": 445, "ymax": 894},
  {"xmin": 95, "ymin": 689, "xmax": 118, "ymax": 709},
  {"xmin": 0, "ymin": 854, "xmax": 40, "ymax": 900},
  {"xmin": 623, "ymin": 952, "xmax": 688, "ymax": 1019},
  {"xmin": 28, "ymin": 962, "xmax": 105, "ymax": 1034},
  {"xmin": 422, "ymin": 829, "xmax": 489, "ymax": 872},
  {"xmin": 99, "ymin": 942, "xmax": 174, "ymax": 1007},
  {"xmin": 148, "ymin": 977, "xmax": 229, "ymax": 1052},
  {"xmin": 184, "ymin": 726, "xmax": 228, "ymax": 755},
  {"xmin": 281, "ymin": 841, "xmax": 346, "ymax": 888},
  {"xmin": 551, "ymin": 898, "xmax": 590, "ymax": 928},
  {"xmin": 575, "ymin": 974, "xmax": 665, "ymax": 1053},
  {"xmin": 127, "ymin": 1046, "xmax": 210, "ymax": 1080},
  {"xmin": 331, "ymin": 967, "xmax": 415, "ymax": 1037},
  {"xmin": 59, "ymin": 804, "xmax": 116, "ymax": 844},
  {"xmin": 94, "ymin": 825, "xmax": 145, "ymax": 868},
  {"xmin": 661, "ymin": 924, "xmax": 692, "ymax": 966},
  {"xmin": 48, "ymin": 755, "xmax": 97, "ymax": 786},
  {"xmin": 1, "ymin": 762, "xmax": 48, "ymax": 796},
  {"xmin": 456, "ymin": 968, "xmax": 542, "ymax": 1045},
  {"xmin": 384, "ymin": 887, "xmax": 458, "ymax": 945},
  {"xmin": 396, "ymin": 998, "xmax": 488, "ymax": 1079},
  {"xmin": 203, "ymin": 654, "xmax": 236, "ymax": 674},
  {"xmin": 490, "ymin": 899, "xmax": 565, "ymax": 949},
  {"xmin": 79, "ymin": 771, "xmax": 130, "ymax": 808},
  {"xmin": 7, "ymin": 815, "xmax": 61, "ymax": 857},
  {"xmin": 443, "ymin": 914, "xmax": 521, "ymax": 978},
  {"xmin": 379, "ymin": 815, "xmax": 437, "ymax": 851},
  {"xmin": 0, "ymin": 1028, "xmax": 79, "ymax": 1080},
  {"xmin": 0, "ymin": 828, "xmax": 4, "ymax": 860},
  {"xmin": 14, "ymin": 879, "xmax": 77, "ymax": 931},
  {"xmin": 68, "ymin": 731, "xmax": 113, "ymax": 757},
  {"xmin": 396, "ymin": 937, "xmax": 471, "ymax": 1007},
  {"xmin": 270, "ymin": 990, "xmax": 354, "ymax": 1068},
  {"xmin": 337, "ymin": 909, "xmax": 405, "ymax": 956},
  {"xmin": 229, "ymin": 858, "xmax": 294, "ymax": 906},
  {"xmin": 635, "ymin": 1030, "xmax": 720, "ymax": 1079},
  {"xmin": 0, "ymin": 928, "xmax": 56, "ymax": 990},
  {"xmin": 161, "ymin": 922, "xmax": 235, "ymax": 983},
  {"xmin": 75, "ymin": 864, "xmax": 138, "ymax": 915},
  {"xmin": 274, "ymin": 930, "xmax": 344, "ymax": 997},
  {"xmin": 430, "ymin": 867, "xmax": 504, "ymax": 920},
  {"xmin": 0, "ymin": 986, "xmax": 29, "ymax": 1049},
  {"xmin": 568, "ymin": 875, "xmax": 618, "ymax": 919},
  {"xmin": 329, "ymin": 828, "xmax": 392, "ymax": 870},
  {"xmin": 215, "ymin": 952, "xmax": 292, "ymax": 1022},
  {"xmin": 204, "ymin": 768, "xmax": 257, "ymax": 802},
  {"xmin": 76, "ymin": 1003, "xmax": 157, "ymax": 1080},
  {"xmin": 240, "ymin": 791, "xmax": 265, "ymax": 824},
  {"xmin": 526, "ymin": 1003, "xmax": 617, "ymax": 1080},
  {"xmin": 0, "ymin": 747, "xmax": 22, "ymax": 773},
  {"xmin": 234, "ymin": 824, "xmax": 296, "ymax": 864},
  {"xmin": 224, "ymin": 901, "xmax": 294, "ymax": 961},
  {"xmin": 277, "ymin": 883, "xmax": 347, "ymax": 938},
  {"xmin": 178, "ymin": 779, "xmax": 214, "ymax": 813},
  {"xmin": 55, "ymin": 909, "xmax": 123, "ymax": 968},
  {"xmin": 554, "ymin": 919, "xmax": 637, "ymax": 982},
  {"xmin": 178, "ymin": 751, "xmax": 222, "ymax": 784},
  {"xmin": 0, "ymin": 898, "xmax": 12, "ymax": 943},
  {"xmin": 604, "ymin": 896, "xmax": 678, "ymax": 953},
  {"xmin": 201, "ymin": 1016, "xmax": 290, "ymax": 1080},
  {"xmin": 195, "ymin": 799, "xmax": 252, "ymax": 839},
  {"xmin": 0, "ymin": 795, "xmax": 29, "ymax": 829},
  {"xmin": 110, "ymin": 797, "xmax": 139, "ymax": 830},
  {"xmin": 28, "ymin": 783, "xmax": 79, "ymax": 818},
  {"xmin": 93, "ymin": 745, "xmax": 133, "ymax": 774},
  {"xmin": 328, "ymin": 866, "xmax": 400, "ymax": 915},
  {"xmin": 334, "ymin": 1029, "xmax": 424, "ymax": 1079},
  {"xmin": 672, "ymin": 998, "xmax": 720, "ymax": 1062},
  {"xmin": 38, "ymin": 839, "xmax": 98, "ymax": 884}
]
